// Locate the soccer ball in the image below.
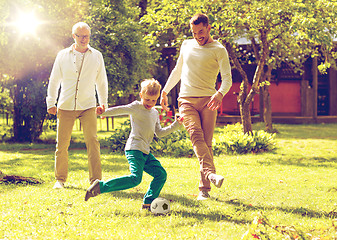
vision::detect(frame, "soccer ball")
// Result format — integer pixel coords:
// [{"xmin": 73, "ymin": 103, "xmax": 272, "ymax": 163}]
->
[{"xmin": 150, "ymin": 197, "xmax": 170, "ymax": 215}]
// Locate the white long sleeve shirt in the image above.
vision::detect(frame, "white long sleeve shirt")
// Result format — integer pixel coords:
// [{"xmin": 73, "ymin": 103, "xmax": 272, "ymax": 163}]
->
[
  {"xmin": 163, "ymin": 39, "xmax": 232, "ymax": 97},
  {"xmin": 46, "ymin": 44, "xmax": 108, "ymax": 111},
  {"xmin": 101, "ymin": 101, "xmax": 181, "ymax": 154}
]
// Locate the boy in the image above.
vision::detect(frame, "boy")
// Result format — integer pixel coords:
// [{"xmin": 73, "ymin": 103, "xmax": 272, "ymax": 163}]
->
[{"xmin": 85, "ymin": 79, "xmax": 182, "ymax": 210}]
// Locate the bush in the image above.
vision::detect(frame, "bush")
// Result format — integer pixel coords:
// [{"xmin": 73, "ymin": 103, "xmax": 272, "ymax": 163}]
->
[
  {"xmin": 213, "ymin": 123, "xmax": 277, "ymax": 155},
  {"xmin": 106, "ymin": 121, "xmax": 277, "ymax": 157},
  {"xmin": 151, "ymin": 129, "xmax": 194, "ymax": 158},
  {"xmin": 105, "ymin": 119, "xmax": 193, "ymax": 157},
  {"xmin": 105, "ymin": 119, "xmax": 131, "ymax": 154}
]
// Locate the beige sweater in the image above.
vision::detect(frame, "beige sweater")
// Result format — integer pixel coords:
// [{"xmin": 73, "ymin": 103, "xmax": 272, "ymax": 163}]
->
[{"xmin": 163, "ymin": 39, "xmax": 232, "ymax": 97}]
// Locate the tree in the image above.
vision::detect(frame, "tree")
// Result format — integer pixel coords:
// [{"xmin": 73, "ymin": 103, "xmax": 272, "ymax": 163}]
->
[
  {"xmin": 141, "ymin": 0, "xmax": 337, "ymax": 133},
  {"xmin": 0, "ymin": 0, "xmax": 89, "ymax": 142},
  {"xmin": 87, "ymin": 0, "xmax": 158, "ymax": 105}
]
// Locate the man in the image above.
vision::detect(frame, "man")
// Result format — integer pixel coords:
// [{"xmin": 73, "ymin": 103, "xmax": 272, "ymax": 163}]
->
[
  {"xmin": 160, "ymin": 13, "xmax": 232, "ymax": 200},
  {"xmin": 46, "ymin": 22, "xmax": 108, "ymax": 189}
]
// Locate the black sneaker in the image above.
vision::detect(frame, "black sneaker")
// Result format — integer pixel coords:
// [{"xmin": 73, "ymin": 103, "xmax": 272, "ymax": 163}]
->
[{"xmin": 85, "ymin": 179, "xmax": 101, "ymax": 201}]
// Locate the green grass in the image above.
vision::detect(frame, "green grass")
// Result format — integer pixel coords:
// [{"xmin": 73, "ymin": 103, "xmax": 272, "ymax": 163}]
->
[{"xmin": 1, "ymin": 122, "xmax": 337, "ymax": 239}]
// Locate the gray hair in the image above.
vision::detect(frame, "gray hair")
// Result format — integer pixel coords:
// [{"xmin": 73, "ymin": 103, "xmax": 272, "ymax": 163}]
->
[{"xmin": 72, "ymin": 22, "xmax": 91, "ymax": 34}]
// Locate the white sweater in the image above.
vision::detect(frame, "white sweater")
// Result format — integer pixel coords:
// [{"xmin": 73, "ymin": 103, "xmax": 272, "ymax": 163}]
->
[{"xmin": 163, "ymin": 39, "xmax": 232, "ymax": 97}]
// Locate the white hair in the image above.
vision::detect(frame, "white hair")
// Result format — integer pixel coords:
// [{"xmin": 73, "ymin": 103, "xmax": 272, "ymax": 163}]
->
[{"xmin": 72, "ymin": 22, "xmax": 91, "ymax": 34}]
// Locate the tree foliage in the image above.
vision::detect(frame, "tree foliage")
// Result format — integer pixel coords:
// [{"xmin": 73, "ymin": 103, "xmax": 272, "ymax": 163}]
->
[
  {"xmin": 87, "ymin": 0, "xmax": 159, "ymax": 105},
  {"xmin": 141, "ymin": 0, "xmax": 337, "ymax": 133},
  {"xmin": 0, "ymin": 0, "xmax": 157, "ymax": 141},
  {"xmin": 0, "ymin": 0, "xmax": 88, "ymax": 142}
]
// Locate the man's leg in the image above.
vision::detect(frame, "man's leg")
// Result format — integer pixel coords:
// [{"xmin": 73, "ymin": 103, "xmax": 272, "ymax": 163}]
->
[
  {"xmin": 55, "ymin": 109, "xmax": 77, "ymax": 184},
  {"xmin": 80, "ymin": 108, "xmax": 102, "ymax": 184},
  {"xmin": 199, "ymin": 100, "xmax": 224, "ymax": 188},
  {"xmin": 178, "ymin": 97, "xmax": 215, "ymax": 193}
]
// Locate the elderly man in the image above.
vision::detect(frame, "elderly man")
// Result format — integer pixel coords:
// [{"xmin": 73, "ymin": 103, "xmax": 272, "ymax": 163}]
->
[{"xmin": 46, "ymin": 22, "xmax": 108, "ymax": 189}]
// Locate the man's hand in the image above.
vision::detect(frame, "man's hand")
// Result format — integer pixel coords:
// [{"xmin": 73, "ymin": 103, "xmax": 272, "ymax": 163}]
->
[
  {"xmin": 47, "ymin": 106, "xmax": 57, "ymax": 115},
  {"xmin": 96, "ymin": 105, "xmax": 106, "ymax": 118},
  {"xmin": 160, "ymin": 91, "xmax": 170, "ymax": 112},
  {"xmin": 207, "ymin": 91, "xmax": 223, "ymax": 111}
]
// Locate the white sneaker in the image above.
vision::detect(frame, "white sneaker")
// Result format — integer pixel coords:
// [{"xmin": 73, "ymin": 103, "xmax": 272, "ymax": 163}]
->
[
  {"xmin": 197, "ymin": 191, "xmax": 210, "ymax": 200},
  {"xmin": 53, "ymin": 181, "xmax": 64, "ymax": 189},
  {"xmin": 208, "ymin": 173, "xmax": 224, "ymax": 188}
]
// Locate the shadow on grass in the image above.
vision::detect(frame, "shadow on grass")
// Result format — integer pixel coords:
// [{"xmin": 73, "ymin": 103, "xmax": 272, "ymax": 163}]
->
[
  {"xmin": 225, "ymin": 198, "xmax": 337, "ymax": 219},
  {"xmin": 106, "ymin": 190, "xmax": 336, "ymax": 222},
  {"xmin": 0, "ymin": 149, "xmax": 130, "ymax": 176},
  {"xmin": 96, "ymin": 190, "xmax": 251, "ymax": 224},
  {"xmin": 257, "ymin": 156, "xmax": 337, "ymax": 168}
]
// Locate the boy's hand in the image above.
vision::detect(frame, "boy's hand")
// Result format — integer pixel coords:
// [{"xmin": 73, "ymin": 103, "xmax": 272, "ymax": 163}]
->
[
  {"xmin": 175, "ymin": 114, "xmax": 184, "ymax": 124},
  {"xmin": 96, "ymin": 105, "xmax": 106, "ymax": 118}
]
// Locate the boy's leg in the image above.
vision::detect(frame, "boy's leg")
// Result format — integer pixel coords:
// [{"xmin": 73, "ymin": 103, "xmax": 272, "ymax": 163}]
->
[
  {"xmin": 143, "ymin": 153, "xmax": 167, "ymax": 204},
  {"xmin": 100, "ymin": 150, "xmax": 146, "ymax": 193},
  {"xmin": 80, "ymin": 108, "xmax": 102, "ymax": 184}
]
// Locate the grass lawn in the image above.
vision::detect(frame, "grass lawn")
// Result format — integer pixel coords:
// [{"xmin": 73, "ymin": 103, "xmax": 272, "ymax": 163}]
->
[{"xmin": 0, "ymin": 121, "xmax": 337, "ymax": 239}]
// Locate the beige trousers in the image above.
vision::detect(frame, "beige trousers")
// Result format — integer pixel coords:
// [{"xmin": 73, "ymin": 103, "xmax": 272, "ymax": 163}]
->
[
  {"xmin": 55, "ymin": 108, "xmax": 101, "ymax": 184},
  {"xmin": 178, "ymin": 97, "xmax": 217, "ymax": 192}
]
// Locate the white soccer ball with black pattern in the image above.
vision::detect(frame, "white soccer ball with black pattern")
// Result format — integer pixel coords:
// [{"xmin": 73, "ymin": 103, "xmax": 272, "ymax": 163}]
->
[{"xmin": 150, "ymin": 197, "xmax": 170, "ymax": 215}]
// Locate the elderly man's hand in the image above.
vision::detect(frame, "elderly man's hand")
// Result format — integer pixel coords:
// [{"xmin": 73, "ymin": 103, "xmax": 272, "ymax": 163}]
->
[{"xmin": 47, "ymin": 106, "xmax": 57, "ymax": 115}]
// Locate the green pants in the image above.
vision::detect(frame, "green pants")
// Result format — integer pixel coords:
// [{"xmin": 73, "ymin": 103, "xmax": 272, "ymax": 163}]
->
[{"xmin": 99, "ymin": 150, "xmax": 167, "ymax": 204}]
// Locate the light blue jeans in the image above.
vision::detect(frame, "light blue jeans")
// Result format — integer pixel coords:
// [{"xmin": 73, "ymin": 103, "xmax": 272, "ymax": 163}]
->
[{"xmin": 99, "ymin": 150, "xmax": 167, "ymax": 204}]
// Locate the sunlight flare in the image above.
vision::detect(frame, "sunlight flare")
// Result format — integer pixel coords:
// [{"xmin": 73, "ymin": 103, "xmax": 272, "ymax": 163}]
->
[{"xmin": 14, "ymin": 10, "xmax": 41, "ymax": 36}]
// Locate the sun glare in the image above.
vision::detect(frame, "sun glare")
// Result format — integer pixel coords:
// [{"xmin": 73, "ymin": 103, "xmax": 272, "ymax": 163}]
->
[{"xmin": 15, "ymin": 11, "xmax": 41, "ymax": 36}]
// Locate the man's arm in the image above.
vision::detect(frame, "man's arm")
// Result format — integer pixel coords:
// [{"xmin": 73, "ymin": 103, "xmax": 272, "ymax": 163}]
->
[
  {"xmin": 95, "ymin": 52, "xmax": 109, "ymax": 109},
  {"xmin": 160, "ymin": 91, "xmax": 169, "ymax": 112},
  {"xmin": 46, "ymin": 52, "xmax": 63, "ymax": 113},
  {"xmin": 207, "ymin": 47, "xmax": 232, "ymax": 111},
  {"xmin": 217, "ymin": 47, "xmax": 232, "ymax": 96},
  {"xmin": 160, "ymin": 42, "xmax": 185, "ymax": 111}
]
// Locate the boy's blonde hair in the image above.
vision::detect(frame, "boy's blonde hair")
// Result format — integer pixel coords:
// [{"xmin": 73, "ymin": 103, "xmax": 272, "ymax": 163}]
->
[{"xmin": 140, "ymin": 78, "xmax": 162, "ymax": 96}]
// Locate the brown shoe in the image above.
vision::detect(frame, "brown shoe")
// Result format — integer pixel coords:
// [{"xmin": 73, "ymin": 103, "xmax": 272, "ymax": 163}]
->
[
  {"xmin": 85, "ymin": 179, "xmax": 101, "ymax": 201},
  {"xmin": 141, "ymin": 204, "xmax": 151, "ymax": 211}
]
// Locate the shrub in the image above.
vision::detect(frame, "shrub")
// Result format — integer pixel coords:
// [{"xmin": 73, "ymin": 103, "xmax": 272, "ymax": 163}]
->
[
  {"xmin": 105, "ymin": 121, "xmax": 277, "ymax": 157},
  {"xmin": 105, "ymin": 119, "xmax": 131, "ymax": 154},
  {"xmin": 213, "ymin": 123, "xmax": 277, "ymax": 155},
  {"xmin": 151, "ymin": 129, "xmax": 194, "ymax": 158},
  {"xmin": 105, "ymin": 119, "xmax": 194, "ymax": 157}
]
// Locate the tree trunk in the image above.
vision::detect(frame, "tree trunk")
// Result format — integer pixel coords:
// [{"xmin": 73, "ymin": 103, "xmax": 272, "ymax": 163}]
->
[
  {"xmin": 139, "ymin": 0, "xmax": 147, "ymax": 18},
  {"xmin": 262, "ymin": 84, "xmax": 273, "ymax": 132},
  {"xmin": 261, "ymin": 66, "xmax": 277, "ymax": 133},
  {"xmin": 225, "ymin": 42, "xmax": 253, "ymax": 133},
  {"xmin": 240, "ymin": 97, "xmax": 252, "ymax": 133}
]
